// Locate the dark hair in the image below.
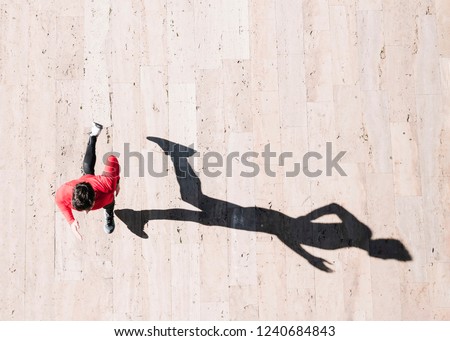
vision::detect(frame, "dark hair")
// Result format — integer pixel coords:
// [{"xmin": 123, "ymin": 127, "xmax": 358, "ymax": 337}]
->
[{"xmin": 72, "ymin": 182, "xmax": 95, "ymax": 211}]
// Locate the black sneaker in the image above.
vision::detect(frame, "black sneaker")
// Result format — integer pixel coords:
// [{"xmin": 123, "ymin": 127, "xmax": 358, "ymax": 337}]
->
[{"xmin": 104, "ymin": 210, "xmax": 115, "ymax": 234}]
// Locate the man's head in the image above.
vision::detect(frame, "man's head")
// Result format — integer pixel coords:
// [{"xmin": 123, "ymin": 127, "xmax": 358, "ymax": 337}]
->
[{"xmin": 72, "ymin": 182, "xmax": 95, "ymax": 211}]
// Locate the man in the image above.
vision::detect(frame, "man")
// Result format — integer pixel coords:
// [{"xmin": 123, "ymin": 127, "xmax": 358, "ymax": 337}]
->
[{"xmin": 55, "ymin": 122, "xmax": 120, "ymax": 240}]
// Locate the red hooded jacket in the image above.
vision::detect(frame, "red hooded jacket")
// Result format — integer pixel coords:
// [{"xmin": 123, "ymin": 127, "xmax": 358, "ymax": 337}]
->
[{"xmin": 55, "ymin": 155, "xmax": 120, "ymax": 224}]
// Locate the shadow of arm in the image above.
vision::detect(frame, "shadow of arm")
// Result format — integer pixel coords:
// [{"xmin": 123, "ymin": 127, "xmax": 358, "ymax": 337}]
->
[
  {"xmin": 303, "ymin": 203, "xmax": 357, "ymax": 222},
  {"xmin": 283, "ymin": 238, "xmax": 334, "ymax": 273}
]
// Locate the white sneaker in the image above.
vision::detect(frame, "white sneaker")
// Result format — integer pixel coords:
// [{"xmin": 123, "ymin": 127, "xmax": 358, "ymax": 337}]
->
[{"xmin": 90, "ymin": 122, "xmax": 103, "ymax": 137}]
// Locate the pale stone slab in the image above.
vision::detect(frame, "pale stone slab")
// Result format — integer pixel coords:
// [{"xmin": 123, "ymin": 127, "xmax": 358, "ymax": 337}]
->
[
  {"xmin": 167, "ymin": 4, "xmax": 196, "ymax": 83},
  {"xmin": 277, "ymin": 53, "xmax": 307, "ymax": 127},
  {"xmin": 0, "ymin": 84, "xmax": 26, "ymax": 170},
  {"xmin": 361, "ymin": 90, "xmax": 392, "ymax": 174},
  {"xmin": 329, "ymin": 4, "xmax": 359, "ymax": 86},
  {"xmin": 441, "ymin": 57, "xmax": 450, "ymax": 102},
  {"xmin": 307, "ymin": 101, "xmax": 336, "ymax": 152},
  {"xmin": 303, "ymin": 0, "xmax": 330, "ymax": 31},
  {"xmin": 390, "ymin": 122, "xmax": 422, "ymax": 196},
  {"xmin": 222, "ymin": 60, "xmax": 252, "ymax": 133},
  {"xmin": 333, "ymin": 86, "xmax": 367, "ymax": 163},
  {"xmin": 249, "ymin": 0, "xmax": 278, "ymax": 93},
  {"xmin": 304, "ymin": 30, "xmax": 333, "ymax": 102},
  {"xmin": 221, "ymin": 0, "xmax": 250, "ymax": 60},
  {"xmin": 357, "ymin": 10, "xmax": 384, "ymax": 91},
  {"xmin": 400, "ymin": 283, "xmax": 432, "ymax": 320},
  {"xmin": 140, "ymin": 0, "xmax": 167, "ymax": 66},
  {"xmin": 382, "ymin": 0, "xmax": 416, "ymax": 47},
  {"xmin": 229, "ymin": 285, "xmax": 258, "ymax": 320},
  {"xmin": 395, "ymin": 196, "xmax": 428, "ymax": 283},
  {"xmin": 356, "ymin": 0, "xmax": 382, "ymax": 11},
  {"xmin": 416, "ymin": 95, "xmax": 445, "ymax": 179},
  {"xmin": 252, "ymin": 92, "xmax": 281, "ymax": 156},
  {"xmin": 271, "ymin": 0, "xmax": 301, "ymax": 118},
  {"xmin": 366, "ymin": 173, "xmax": 402, "ymax": 319},
  {"xmin": 55, "ymin": 16, "xmax": 84, "ymax": 80},
  {"xmin": 431, "ymin": 262, "xmax": 450, "ymax": 308},
  {"xmin": 170, "ymin": 243, "xmax": 201, "ymax": 319},
  {"xmin": 193, "ymin": 0, "xmax": 222, "ymax": 70},
  {"xmin": 0, "ymin": 1, "xmax": 29, "ymax": 85},
  {"xmin": 55, "ymin": 0, "xmax": 84, "ymax": 17},
  {"xmin": 414, "ymin": 15, "xmax": 441, "ymax": 95},
  {"xmin": 280, "ymin": 125, "xmax": 311, "ymax": 213},
  {"xmin": 110, "ymin": 0, "xmax": 141, "ymax": 83},
  {"xmin": 24, "ymin": 5, "xmax": 58, "ymax": 319},
  {"xmin": 435, "ymin": 0, "xmax": 450, "ymax": 57},
  {"xmin": 275, "ymin": 0, "xmax": 304, "ymax": 55},
  {"xmin": 256, "ymin": 241, "xmax": 288, "ymax": 320},
  {"xmin": 0, "ymin": 170, "xmax": 26, "ymax": 320},
  {"xmin": 384, "ymin": 45, "xmax": 417, "ymax": 123},
  {"xmin": 83, "ymin": 0, "xmax": 112, "ymax": 126}
]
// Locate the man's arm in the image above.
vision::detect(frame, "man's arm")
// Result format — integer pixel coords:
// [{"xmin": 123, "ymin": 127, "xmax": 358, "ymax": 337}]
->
[
  {"xmin": 55, "ymin": 185, "xmax": 83, "ymax": 240},
  {"xmin": 103, "ymin": 155, "xmax": 120, "ymax": 178},
  {"xmin": 99, "ymin": 155, "xmax": 120, "ymax": 191},
  {"xmin": 69, "ymin": 220, "xmax": 83, "ymax": 241},
  {"xmin": 55, "ymin": 185, "xmax": 75, "ymax": 224}
]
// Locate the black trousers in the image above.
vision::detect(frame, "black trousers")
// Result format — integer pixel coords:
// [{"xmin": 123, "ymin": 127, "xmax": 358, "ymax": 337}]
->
[{"xmin": 83, "ymin": 136, "xmax": 114, "ymax": 215}]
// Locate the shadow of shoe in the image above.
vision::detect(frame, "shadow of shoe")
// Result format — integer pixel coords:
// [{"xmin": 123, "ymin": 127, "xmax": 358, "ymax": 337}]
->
[
  {"xmin": 146, "ymin": 136, "xmax": 198, "ymax": 158},
  {"xmin": 115, "ymin": 209, "xmax": 149, "ymax": 239}
]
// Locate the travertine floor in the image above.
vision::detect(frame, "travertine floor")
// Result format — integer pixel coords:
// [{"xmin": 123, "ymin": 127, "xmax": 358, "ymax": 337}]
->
[{"xmin": 0, "ymin": 0, "xmax": 449, "ymax": 320}]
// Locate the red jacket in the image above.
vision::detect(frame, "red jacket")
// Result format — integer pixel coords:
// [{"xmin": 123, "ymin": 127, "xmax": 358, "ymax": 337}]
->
[{"xmin": 55, "ymin": 155, "xmax": 120, "ymax": 224}]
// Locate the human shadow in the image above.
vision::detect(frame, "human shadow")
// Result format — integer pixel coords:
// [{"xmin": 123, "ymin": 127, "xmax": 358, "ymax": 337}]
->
[{"xmin": 115, "ymin": 137, "xmax": 412, "ymax": 272}]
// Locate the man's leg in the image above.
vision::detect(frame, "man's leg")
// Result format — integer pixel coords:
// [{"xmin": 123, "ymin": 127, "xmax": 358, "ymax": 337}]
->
[
  {"xmin": 103, "ymin": 200, "xmax": 115, "ymax": 234},
  {"xmin": 83, "ymin": 136, "xmax": 97, "ymax": 175},
  {"xmin": 82, "ymin": 122, "xmax": 103, "ymax": 175}
]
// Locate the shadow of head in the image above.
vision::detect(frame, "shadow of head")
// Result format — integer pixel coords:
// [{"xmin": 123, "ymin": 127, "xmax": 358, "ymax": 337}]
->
[
  {"xmin": 115, "ymin": 209, "xmax": 149, "ymax": 239},
  {"xmin": 369, "ymin": 239, "xmax": 412, "ymax": 261}
]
